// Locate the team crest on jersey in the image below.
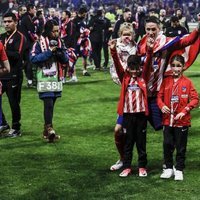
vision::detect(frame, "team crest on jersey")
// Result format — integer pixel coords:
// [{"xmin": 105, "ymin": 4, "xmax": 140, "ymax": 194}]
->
[{"xmin": 182, "ymin": 86, "xmax": 187, "ymax": 92}]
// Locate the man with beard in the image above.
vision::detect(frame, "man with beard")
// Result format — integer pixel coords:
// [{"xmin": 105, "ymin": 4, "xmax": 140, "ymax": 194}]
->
[{"xmin": 112, "ymin": 7, "xmax": 132, "ymax": 39}]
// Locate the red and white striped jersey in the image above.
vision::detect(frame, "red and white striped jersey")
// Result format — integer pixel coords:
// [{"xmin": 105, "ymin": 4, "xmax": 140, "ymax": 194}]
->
[
  {"xmin": 138, "ymin": 29, "xmax": 199, "ymax": 97},
  {"xmin": 124, "ymin": 78, "xmax": 146, "ymax": 113}
]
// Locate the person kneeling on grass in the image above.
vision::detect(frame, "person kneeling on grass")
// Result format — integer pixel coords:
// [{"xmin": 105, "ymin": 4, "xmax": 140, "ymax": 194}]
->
[
  {"xmin": 110, "ymin": 39, "xmax": 153, "ymax": 177},
  {"xmin": 157, "ymin": 54, "xmax": 199, "ymax": 181}
]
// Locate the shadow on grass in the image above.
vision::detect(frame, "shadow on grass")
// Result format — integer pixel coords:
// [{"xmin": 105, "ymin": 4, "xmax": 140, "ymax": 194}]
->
[{"xmin": 64, "ymin": 79, "xmax": 109, "ymax": 86}]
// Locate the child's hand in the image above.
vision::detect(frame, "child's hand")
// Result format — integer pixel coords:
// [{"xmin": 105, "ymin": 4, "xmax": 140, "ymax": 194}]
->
[
  {"xmin": 114, "ymin": 124, "xmax": 122, "ymax": 133},
  {"xmin": 174, "ymin": 112, "xmax": 185, "ymax": 120},
  {"xmin": 161, "ymin": 105, "xmax": 170, "ymax": 114},
  {"xmin": 108, "ymin": 39, "xmax": 117, "ymax": 50}
]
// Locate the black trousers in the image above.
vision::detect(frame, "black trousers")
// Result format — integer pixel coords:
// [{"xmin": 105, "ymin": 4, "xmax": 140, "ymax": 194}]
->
[
  {"xmin": 43, "ymin": 97, "xmax": 56, "ymax": 125},
  {"xmin": 123, "ymin": 113, "xmax": 147, "ymax": 168},
  {"xmin": 24, "ymin": 48, "xmax": 33, "ymax": 81},
  {"xmin": 102, "ymin": 42, "xmax": 109, "ymax": 68},
  {"xmin": 1, "ymin": 76, "xmax": 23, "ymax": 130},
  {"xmin": 163, "ymin": 126, "xmax": 188, "ymax": 171},
  {"xmin": 91, "ymin": 41, "xmax": 102, "ymax": 69}
]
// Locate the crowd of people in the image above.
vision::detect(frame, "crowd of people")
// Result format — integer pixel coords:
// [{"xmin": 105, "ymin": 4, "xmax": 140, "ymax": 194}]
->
[{"xmin": 0, "ymin": 1, "xmax": 199, "ymax": 181}]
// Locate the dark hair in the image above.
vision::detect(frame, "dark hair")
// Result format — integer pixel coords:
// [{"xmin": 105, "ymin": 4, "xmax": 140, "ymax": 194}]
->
[
  {"xmin": 96, "ymin": 9, "xmax": 103, "ymax": 16},
  {"xmin": 3, "ymin": 12, "xmax": 17, "ymax": 22},
  {"xmin": 123, "ymin": 7, "xmax": 131, "ymax": 13},
  {"xmin": 170, "ymin": 54, "xmax": 185, "ymax": 66},
  {"xmin": 36, "ymin": 10, "xmax": 42, "ymax": 17},
  {"xmin": 145, "ymin": 16, "xmax": 160, "ymax": 25},
  {"xmin": 176, "ymin": 8, "xmax": 182, "ymax": 13},
  {"xmin": 170, "ymin": 16, "xmax": 179, "ymax": 22},
  {"xmin": 127, "ymin": 55, "xmax": 141, "ymax": 70},
  {"xmin": 63, "ymin": 10, "xmax": 71, "ymax": 18},
  {"xmin": 18, "ymin": 5, "xmax": 25, "ymax": 12},
  {"xmin": 26, "ymin": 4, "xmax": 35, "ymax": 12},
  {"xmin": 79, "ymin": 7, "xmax": 87, "ymax": 14},
  {"xmin": 43, "ymin": 20, "xmax": 59, "ymax": 37}
]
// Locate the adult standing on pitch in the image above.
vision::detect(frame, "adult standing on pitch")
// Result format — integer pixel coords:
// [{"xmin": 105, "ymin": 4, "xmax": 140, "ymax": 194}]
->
[
  {"xmin": 112, "ymin": 7, "xmax": 132, "ymax": 39},
  {"xmin": 138, "ymin": 15, "xmax": 200, "ymax": 131},
  {"xmin": 0, "ymin": 12, "xmax": 26, "ymax": 137},
  {"xmin": 18, "ymin": 3, "xmax": 37, "ymax": 88}
]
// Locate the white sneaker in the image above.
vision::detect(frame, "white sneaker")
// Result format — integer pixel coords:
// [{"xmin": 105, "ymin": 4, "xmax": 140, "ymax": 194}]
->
[
  {"xmin": 139, "ymin": 168, "xmax": 147, "ymax": 177},
  {"xmin": 160, "ymin": 168, "xmax": 174, "ymax": 179},
  {"xmin": 119, "ymin": 168, "xmax": 131, "ymax": 177},
  {"xmin": 174, "ymin": 170, "xmax": 183, "ymax": 181},
  {"xmin": 67, "ymin": 76, "xmax": 78, "ymax": 82},
  {"xmin": 110, "ymin": 160, "xmax": 123, "ymax": 171}
]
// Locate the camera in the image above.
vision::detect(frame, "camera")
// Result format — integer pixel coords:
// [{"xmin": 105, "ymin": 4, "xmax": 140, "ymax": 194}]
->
[{"xmin": 53, "ymin": 47, "xmax": 66, "ymax": 63}]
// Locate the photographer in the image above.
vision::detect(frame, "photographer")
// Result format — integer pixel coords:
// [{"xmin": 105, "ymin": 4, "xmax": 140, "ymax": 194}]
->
[{"xmin": 30, "ymin": 20, "xmax": 68, "ymax": 142}]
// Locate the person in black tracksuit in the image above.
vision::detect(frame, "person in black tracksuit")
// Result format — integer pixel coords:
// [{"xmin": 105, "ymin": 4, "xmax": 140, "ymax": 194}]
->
[
  {"xmin": 18, "ymin": 3, "xmax": 37, "ymax": 87},
  {"xmin": 165, "ymin": 16, "xmax": 188, "ymax": 37},
  {"xmin": 72, "ymin": 6, "xmax": 91, "ymax": 76},
  {"xmin": 89, "ymin": 9, "xmax": 111, "ymax": 70},
  {"xmin": 112, "ymin": 7, "xmax": 132, "ymax": 39},
  {"xmin": 0, "ymin": 12, "xmax": 27, "ymax": 137},
  {"xmin": 102, "ymin": 11, "xmax": 112, "ymax": 69}
]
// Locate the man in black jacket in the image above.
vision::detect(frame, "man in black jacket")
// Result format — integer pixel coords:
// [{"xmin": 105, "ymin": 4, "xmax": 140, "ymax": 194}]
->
[
  {"xmin": 112, "ymin": 8, "xmax": 132, "ymax": 39},
  {"xmin": 89, "ymin": 8, "xmax": 112, "ymax": 70},
  {"xmin": 165, "ymin": 16, "xmax": 188, "ymax": 37},
  {"xmin": 18, "ymin": 3, "xmax": 37, "ymax": 87},
  {"xmin": 0, "ymin": 12, "xmax": 27, "ymax": 137},
  {"xmin": 73, "ymin": 6, "xmax": 91, "ymax": 76}
]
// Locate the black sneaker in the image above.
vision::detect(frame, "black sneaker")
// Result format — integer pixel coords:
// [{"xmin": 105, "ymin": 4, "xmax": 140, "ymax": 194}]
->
[
  {"xmin": 27, "ymin": 82, "xmax": 36, "ymax": 89},
  {"xmin": 0, "ymin": 124, "xmax": 10, "ymax": 133},
  {"xmin": 6, "ymin": 129, "xmax": 21, "ymax": 138}
]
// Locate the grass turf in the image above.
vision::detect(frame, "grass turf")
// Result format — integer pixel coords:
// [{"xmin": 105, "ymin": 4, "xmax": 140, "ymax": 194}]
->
[{"xmin": 0, "ymin": 55, "xmax": 199, "ymax": 200}]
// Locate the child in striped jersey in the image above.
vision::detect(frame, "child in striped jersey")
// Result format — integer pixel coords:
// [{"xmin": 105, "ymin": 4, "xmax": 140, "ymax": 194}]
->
[
  {"xmin": 109, "ymin": 39, "xmax": 151, "ymax": 177},
  {"xmin": 109, "ymin": 22, "xmax": 137, "ymax": 172}
]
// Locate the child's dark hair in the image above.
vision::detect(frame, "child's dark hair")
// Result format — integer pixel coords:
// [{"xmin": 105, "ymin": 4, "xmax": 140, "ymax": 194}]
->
[
  {"xmin": 127, "ymin": 55, "xmax": 142, "ymax": 76},
  {"xmin": 170, "ymin": 54, "xmax": 185, "ymax": 66},
  {"xmin": 127, "ymin": 55, "xmax": 141, "ymax": 70}
]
